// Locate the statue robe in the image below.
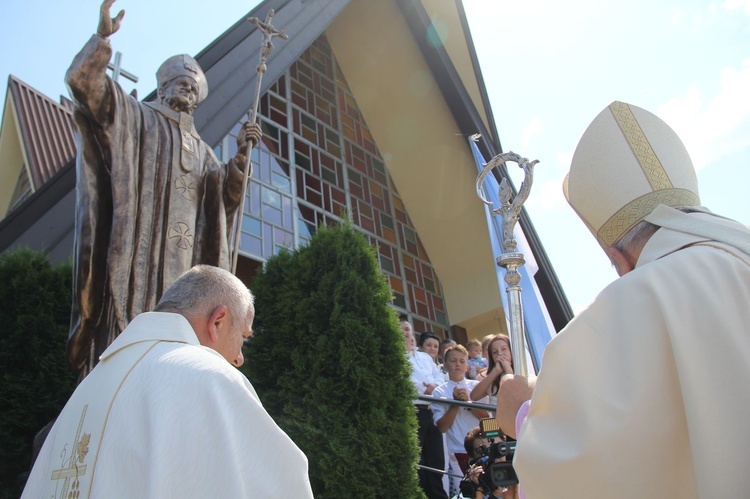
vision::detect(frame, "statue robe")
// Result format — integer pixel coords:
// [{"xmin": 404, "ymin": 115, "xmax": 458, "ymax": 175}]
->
[
  {"xmin": 22, "ymin": 312, "xmax": 314, "ymax": 498},
  {"xmin": 514, "ymin": 212, "xmax": 750, "ymax": 498},
  {"xmin": 66, "ymin": 35, "xmax": 244, "ymax": 370}
]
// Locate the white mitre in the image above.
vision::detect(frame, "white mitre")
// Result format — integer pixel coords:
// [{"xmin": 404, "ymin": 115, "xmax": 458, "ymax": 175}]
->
[{"xmin": 563, "ymin": 101, "xmax": 700, "ymax": 248}]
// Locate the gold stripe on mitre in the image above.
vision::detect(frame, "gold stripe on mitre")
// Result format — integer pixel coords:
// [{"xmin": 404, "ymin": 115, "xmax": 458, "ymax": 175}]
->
[
  {"xmin": 597, "ymin": 189, "xmax": 700, "ymax": 247},
  {"xmin": 609, "ymin": 101, "xmax": 673, "ymax": 191}
]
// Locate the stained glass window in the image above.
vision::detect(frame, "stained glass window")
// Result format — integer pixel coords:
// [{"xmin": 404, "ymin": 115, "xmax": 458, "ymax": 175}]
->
[{"xmin": 218, "ymin": 37, "xmax": 450, "ymax": 338}]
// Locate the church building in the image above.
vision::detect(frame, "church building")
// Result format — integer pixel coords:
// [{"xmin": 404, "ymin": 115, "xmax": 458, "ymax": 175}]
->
[{"xmin": 0, "ymin": 0, "xmax": 572, "ymax": 345}]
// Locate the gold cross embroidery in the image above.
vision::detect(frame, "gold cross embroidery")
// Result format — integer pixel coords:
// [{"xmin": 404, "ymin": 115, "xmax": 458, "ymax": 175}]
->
[{"xmin": 51, "ymin": 405, "xmax": 91, "ymax": 497}]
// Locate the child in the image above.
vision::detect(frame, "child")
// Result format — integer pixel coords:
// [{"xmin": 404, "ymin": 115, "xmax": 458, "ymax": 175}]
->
[
  {"xmin": 431, "ymin": 345, "xmax": 490, "ymax": 496},
  {"xmin": 466, "ymin": 338, "xmax": 488, "ymax": 379}
]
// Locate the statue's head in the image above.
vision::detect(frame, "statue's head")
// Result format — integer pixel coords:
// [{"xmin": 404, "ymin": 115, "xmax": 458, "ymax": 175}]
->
[
  {"xmin": 156, "ymin": 54, "xmax": 208, "ymax": 114},
  {"xmin": 564, "ymin": 101, "xmax": 700, "ymax": 250}
]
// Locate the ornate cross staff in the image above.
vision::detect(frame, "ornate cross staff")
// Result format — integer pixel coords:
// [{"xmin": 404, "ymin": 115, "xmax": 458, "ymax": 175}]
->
[
  {"xmin": 475, "ymin": 151, "xmax": 539, "ymax": 377},
  {"xmin": 231, "ymin": 10, "xmax": 289, "ymax": 273}
]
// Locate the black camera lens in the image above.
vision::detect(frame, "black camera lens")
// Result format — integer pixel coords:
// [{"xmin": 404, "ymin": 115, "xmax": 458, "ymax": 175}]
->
[
  {"xmin": 490, "ymin": 462, "xmax": 519, "ymax": 488},
  {"xmin": 490, "ymin": 441, "xmax": 510, "ymax": 458}
]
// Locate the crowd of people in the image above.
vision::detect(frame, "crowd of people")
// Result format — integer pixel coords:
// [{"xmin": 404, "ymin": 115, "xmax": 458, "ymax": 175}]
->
[{"xmin": 402, "ymin": 320, "xmax": 516, "ymax": 498}]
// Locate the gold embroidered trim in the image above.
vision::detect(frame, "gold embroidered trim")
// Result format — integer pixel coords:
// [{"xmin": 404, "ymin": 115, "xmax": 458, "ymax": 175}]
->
[
  {"xmin": 87, "ymin": 343, "xmax": 158, "ymax": 497},
  {"xmin": 50, "ymin": 405, "xmax": 91, "ymax": 494},
  {"xmin": 609, "ymin": 101, "xmax": 673, "ymax": 191},
  {"xmin": 597, "ymin": 189, "xmax": 700, "ymax": 246}
]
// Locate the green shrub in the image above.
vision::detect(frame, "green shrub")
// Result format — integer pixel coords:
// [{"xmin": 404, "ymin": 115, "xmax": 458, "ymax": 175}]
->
[
  {"xmin": 242, "ymin": 222, "xmax": 424, "ymax": 498},
  {"xmin": 0, "ymin": 249, "xmax": 77, "ymax": 498}
]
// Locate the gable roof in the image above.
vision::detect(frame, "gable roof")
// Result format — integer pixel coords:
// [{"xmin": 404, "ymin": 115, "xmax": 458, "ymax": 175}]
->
[
  {"xmin": 173, "ymin": 0, "xmax": 572, "ymax": 328},
  {"xmin": 6, "ymin": 75, "xmax": 76, "ymax": 187},
  {"xmin": 0, "ymin": 0, "xmax": 573, "ymax": 332},
  {"xmin": 192, "ymin": 0, "xmax": 352, "ymax": 147}
]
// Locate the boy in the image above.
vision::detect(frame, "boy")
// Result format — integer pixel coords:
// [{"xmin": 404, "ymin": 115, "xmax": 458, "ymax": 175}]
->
[
  {"xmin": 438, "ymin": 338, "xmax": 457, "ymax": 364},
  {"xmin": 432, "ymin": 345, "xmax": 490, "ymax": 495},
  {"xmin": 466, "ymin": 338, "xmax": 487, "ymax": 379}
]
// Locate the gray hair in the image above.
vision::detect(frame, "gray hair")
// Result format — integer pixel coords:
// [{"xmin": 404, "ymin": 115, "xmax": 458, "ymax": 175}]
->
[
  {"xmin": 154, "ymin": 265, "xmax": 254, "ymax": 324},
  {"xmin": 611, "ymin": 220, "xmax": 659, "ymax": 255},
  {"xmin": 612, "ymin": 206, "xmax": 702, "ymax": 254}
]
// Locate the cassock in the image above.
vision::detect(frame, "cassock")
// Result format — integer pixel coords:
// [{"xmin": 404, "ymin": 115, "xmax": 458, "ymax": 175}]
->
[
  {"xmin": 515, "ymin": 212, "xmax": 750, "ymax": 498},
  {"xmin": 22, "ymin": 312, "xmax": 314, "ymax": 498},
  {"xmin": 66, "ymin": 35, "xmax": 244, "ymax": 369}
]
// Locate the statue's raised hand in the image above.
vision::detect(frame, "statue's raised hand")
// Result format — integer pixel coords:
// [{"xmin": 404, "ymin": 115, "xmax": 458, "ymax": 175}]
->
[{"xmin": 97, "ymin": 0, "xmax": 125, "ymax": 38}]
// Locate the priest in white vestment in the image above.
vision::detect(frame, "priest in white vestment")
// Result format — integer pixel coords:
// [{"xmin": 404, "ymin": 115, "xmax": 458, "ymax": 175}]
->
[
  {"xmin": 22, "ymin": 265, "xmax": 314, "ymax": 498},
  {"xmin": 496, "ymin": 101, "xmax": 750, "ymax": 498}
]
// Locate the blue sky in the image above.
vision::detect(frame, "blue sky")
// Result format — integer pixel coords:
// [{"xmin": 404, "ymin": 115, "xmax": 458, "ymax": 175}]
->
[
  {"xmin": 2, "ymin": 0, "xmax": 749, "ymax": 314},
  {"xmin": 464, "ymin": 0, "xmax": 750, "ymax": 311}
]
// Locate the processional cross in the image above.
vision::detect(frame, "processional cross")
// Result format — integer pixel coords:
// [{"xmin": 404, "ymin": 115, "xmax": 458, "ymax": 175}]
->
[{"xmin": 231, "ymin": 10, "xmax": 289, "ymax": 273}]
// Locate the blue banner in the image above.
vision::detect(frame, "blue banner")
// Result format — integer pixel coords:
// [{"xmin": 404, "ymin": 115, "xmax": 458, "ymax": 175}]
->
[{"xmin": 469, "ymin": 139, "xmax": 554, "ymax": 372}]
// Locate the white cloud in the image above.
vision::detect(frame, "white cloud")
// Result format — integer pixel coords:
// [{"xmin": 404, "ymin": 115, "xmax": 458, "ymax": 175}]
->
[
  {"xmin": 659, "ymin": 58, "xmax": 750, "ymax": 170},
  {"xmin": 524, "ymin": 176, "xmax": 568, "ymax": 215},
  {"xmin": 721, "ymin": 0, "xmax": 750, "ymax": 14},
  {"xmin": 513, "ymin": 149, "xmax": 572, "ymax": 216},
  {"xmin": 521, "ymin": 117, "xmax": 544, "ymax": 150},
  {"xmin": 668, "ymin": 7, "xmax": 685, "ymax": 27}
]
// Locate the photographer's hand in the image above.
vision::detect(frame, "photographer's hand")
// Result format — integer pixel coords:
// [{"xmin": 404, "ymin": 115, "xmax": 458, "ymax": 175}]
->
[
  {"xmin": 468, "ymin": 464, "xmax": 483, "ymax": 484},
  {"xmin": 495, "ymin": 484, "xmax": 519, "ymax": 498}
]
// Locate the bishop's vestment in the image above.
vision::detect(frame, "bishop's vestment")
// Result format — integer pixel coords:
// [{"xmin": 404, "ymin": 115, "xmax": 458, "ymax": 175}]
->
[{"xmin": 515, "ymin": 212, "xmax": 750, "ymax": 498}]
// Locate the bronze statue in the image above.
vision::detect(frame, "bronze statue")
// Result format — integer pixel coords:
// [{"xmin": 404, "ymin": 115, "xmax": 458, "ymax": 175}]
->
[{"xmin": 65, "ymin": 0, "xmax": 261, "ymax": 373}]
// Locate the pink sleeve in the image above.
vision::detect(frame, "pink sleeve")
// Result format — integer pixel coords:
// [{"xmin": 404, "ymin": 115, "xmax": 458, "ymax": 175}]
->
[
  {"xmin": 515, "ymin": 400, "xmax": 531, "ymax": 499},
  {"xmin": 516, "ymin": 399, "xmax": 531, "ymax": 437}
]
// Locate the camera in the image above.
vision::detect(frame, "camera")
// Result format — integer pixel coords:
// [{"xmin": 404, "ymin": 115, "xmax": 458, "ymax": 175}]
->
[{"xmin": 459, "ymin": 418, "xmax": 518, "ymax": 497}]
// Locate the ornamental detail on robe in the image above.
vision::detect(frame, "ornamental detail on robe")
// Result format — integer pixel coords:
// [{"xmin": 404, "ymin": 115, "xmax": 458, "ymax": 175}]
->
[
  {"xmin": 168, "ymin": 222, "xmax": 194, "ymax": 250},
  {"xmin": 175, "ymin": 174, "xmax": 196, "ymax": 200},
  {"xmin": 51, "ymin": 405, "xmax": 92, "ymax": 498}
]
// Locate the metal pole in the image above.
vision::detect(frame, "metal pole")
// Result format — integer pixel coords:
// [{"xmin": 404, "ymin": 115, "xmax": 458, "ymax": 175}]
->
[
  {"xmin": 416, "ymin": 464, "xmax": 464, "ymax": 479},
  {"xmin": 475, "ymin": 151, "xmax": 538, "ymax": 377},
  {"xmin": 417, "ymin": 394, "xmax": 496, "ymax": 412},
  {"xmin": 230, "ymin": 10, "xmax": 288, "ymax": 273}
]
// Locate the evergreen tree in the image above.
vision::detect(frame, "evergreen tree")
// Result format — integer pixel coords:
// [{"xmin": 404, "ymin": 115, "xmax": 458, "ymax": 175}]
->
[
  {"xmin": 242, "ymin": 223, "xmax": 424, "ymax": 498},
  {"xmin": 0, "ymin": 249, "xmax": 77, "ymax": 498}
]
